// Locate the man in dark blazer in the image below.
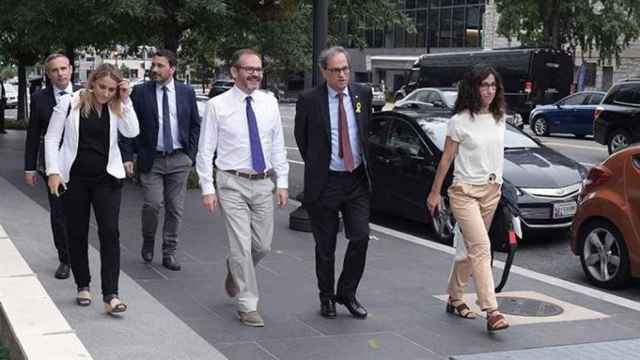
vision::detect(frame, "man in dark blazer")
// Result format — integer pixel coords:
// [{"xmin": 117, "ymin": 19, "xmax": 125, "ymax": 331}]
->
[
  {"xmin": 24, "ymin": 53, "xmax": 76, "ymax": 279},
  {"xmin": 294, "ymin": 46, "xmax": 373, "ymax": 319},
  {"xmin": 120, "ymin": 49, "xmax": 200, "ymax": 271}
]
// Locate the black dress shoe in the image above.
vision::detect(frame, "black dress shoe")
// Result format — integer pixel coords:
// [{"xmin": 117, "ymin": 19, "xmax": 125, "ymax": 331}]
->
[
  {"xmin": 141, "ymin": 248, "xmax": 153, "ymax": 263},
  {"xmin": 320, "ymin": 299, "xmax": 336, "ymax": 318},
  {"xmin": 335, "ymin": 296, "xmax": 368, "ymax": 319},
  {"xmin": 54, "ymin": 263, "xmax": 70, "ymax": 279},
  {"xmin": 162, "ymin": 255, "xmax": 181, "ymax": 271}
]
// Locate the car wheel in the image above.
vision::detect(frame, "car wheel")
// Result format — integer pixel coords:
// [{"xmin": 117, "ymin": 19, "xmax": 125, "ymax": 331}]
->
[
  {"xmin": 607, "ymin": 129, "xmax": 632, "ymax": 154},
  {"xmin": 531, "ymin": 116, "xmax": 549, "ymax": 136},
  {"xmin": 578, "ymin": 219, "xmax": 630, "ymax": 289},
  {"xmin": 430, "ymin": 197, "xmax": 455, "ymax": 244}
]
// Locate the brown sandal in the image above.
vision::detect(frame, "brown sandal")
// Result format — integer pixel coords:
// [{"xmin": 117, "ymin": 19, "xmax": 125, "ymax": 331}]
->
[
  {"xmin": 446, "ymin": 298, "xmax": 477, "ymax": 319},
  {"xmin": 76, "ymin": 287, "xmax": 91, "ymax": 307},
  {"xmin": 487, "ymin": 311, "xmax": 509, "ymax": 331}
]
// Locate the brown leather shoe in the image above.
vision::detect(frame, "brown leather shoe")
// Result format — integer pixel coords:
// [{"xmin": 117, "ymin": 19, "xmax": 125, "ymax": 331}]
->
[
  {"xmin": 237, "ymin": 311, "xmax": 264, "ymax": 327},
  {"xmin": 225, "ymin": 260, "xmax": 239, "ymax": 298}
]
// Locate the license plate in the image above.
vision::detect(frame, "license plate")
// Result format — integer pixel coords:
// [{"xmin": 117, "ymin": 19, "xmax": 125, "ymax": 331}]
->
[{"xmin": 553, "ymin": 201, "xmax": 577, "ymax": 219}]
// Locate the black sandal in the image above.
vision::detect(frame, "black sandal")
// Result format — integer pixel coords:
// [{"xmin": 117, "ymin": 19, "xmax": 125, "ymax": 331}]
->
[
  {"xmin": 446, "ymin": 298, "xmax": 477, "ymax": 319},
  {"xmin": 76, "ymin": 287, "xmax": 91, "ymax": 307},
  {"xmin": 104, "ymin": 295, "xmax": 127, "ymax": 314}
]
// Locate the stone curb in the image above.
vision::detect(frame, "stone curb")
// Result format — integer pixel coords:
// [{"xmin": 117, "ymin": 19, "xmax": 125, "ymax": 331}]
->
[{"xmin": 0, "ymin": 224, "xmax": 92, "ymax": 360}]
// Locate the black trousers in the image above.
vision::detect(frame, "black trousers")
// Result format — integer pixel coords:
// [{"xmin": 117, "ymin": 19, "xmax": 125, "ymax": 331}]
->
[
  {"xmin": 307, "ymin": 168, "xmax": 370, "ymax": 301},
  {"xmin": 63, "ymin": 176, "xmax": 122, "ymax": 297},
  {"xmin": 41, "ymin": 173, "xmax": 70, "ymax": 264}
]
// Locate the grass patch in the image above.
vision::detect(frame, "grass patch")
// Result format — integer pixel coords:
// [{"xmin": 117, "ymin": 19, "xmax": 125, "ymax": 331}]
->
[
  {"xmin": 3, "ymin": 118, "xmax": 27, "ymax": 130},
  {"xmin": 0, "ymin": 344, "xmax": 8, "ymax": 360}
]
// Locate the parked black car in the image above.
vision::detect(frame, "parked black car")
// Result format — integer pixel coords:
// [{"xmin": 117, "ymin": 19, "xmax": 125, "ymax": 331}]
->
[
  {"xmin": 593, "ymin": 79, "xmax": 640, "ymax": 154},
  {"xmin": 368, "ymin": 111, "xmax": 587, "ymax": 242}
]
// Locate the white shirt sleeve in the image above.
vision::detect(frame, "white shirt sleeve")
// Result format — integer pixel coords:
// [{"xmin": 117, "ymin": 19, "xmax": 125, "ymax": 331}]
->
[
  {"xmin": 196, "ymin": 101, "xmax": 218, "ymax": 195},
  {"xmin": 447, "ymin": 113, "xmax": 462, "ymax": 143},
  {"xmin": 270, "ymin": 101, "xmax": 289, "ymax": 189},
  {"xmin": 44, "ymin": 95, "xmax": 70, "ymax": 176}
]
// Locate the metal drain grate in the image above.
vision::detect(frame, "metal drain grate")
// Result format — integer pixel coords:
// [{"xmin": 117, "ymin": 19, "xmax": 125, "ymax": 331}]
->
[{"xmin": 494, "ymin": 296, "xmax": 564, "ymax": 317}]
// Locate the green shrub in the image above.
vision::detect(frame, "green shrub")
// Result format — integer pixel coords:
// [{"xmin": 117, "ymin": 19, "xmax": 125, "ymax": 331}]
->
[{"xmin": 3, "ymin": 118, "xmax": 27, "ymax": 130}]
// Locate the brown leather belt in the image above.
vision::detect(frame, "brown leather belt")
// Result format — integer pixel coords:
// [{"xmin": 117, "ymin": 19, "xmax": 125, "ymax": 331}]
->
[{"xmin": 223, "ymin": 169, "xmax": 273, "ymax": 180}]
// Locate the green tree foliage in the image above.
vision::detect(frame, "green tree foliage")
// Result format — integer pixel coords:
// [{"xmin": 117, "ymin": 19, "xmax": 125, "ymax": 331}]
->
[{"xmin": 496, "ymin": 0, "xmax": 640, "ymax": 64}]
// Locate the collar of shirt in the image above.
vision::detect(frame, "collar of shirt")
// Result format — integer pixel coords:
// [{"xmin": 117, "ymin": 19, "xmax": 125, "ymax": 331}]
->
[
  {"xmin": 230, "ymin": 85, "xmax": 259, "ymax": 105},
  {"xmin": 53, "ymin": 83, "xmax": 73, "ymax": 95},
  {"xmin": 327, "ymin": 84, "xmax": 349, "ymax": 100},
  {"xmin": 156, "ymin": 78, "xmax": 175, "ymax": 93}
]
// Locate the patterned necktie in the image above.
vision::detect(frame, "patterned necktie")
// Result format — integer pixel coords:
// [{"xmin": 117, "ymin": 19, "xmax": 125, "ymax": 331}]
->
[
  {"xmin": 245, "ymin": 96, "xmax": 266, "ymax": 173},
  {"xmin": 337, "ymin": 93, "xmax": 355, "ymax": 172},
  {"xmin": 162, "ymin": 86, "xmax": 173, "ymax": 152}
]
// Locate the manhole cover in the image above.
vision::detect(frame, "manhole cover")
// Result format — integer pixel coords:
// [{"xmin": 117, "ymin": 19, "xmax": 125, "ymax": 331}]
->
[{"xmin": 490, "ymin": 296, "xmax": 564, "ymax": 317}]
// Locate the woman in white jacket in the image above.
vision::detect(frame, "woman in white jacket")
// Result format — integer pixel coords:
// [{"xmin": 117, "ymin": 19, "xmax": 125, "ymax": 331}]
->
[{"xmin": 45, "ymin": 63, "xmax": 139, "ymax": 314}]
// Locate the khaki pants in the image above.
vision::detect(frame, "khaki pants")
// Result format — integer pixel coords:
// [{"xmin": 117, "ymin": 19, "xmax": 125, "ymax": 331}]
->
[
  {"xmin": 216, "ymin": 170, "xmax": 274, "ymax": 312},
  {"xmin": 447, "ymin": 182, "xmax": 501, "ymax": 311}
]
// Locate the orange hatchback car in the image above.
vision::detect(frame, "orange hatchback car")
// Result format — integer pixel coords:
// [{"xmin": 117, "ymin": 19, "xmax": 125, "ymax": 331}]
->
[{"xmin": 571, "ymin": 145, "xmax": 640, "ymax": 289}]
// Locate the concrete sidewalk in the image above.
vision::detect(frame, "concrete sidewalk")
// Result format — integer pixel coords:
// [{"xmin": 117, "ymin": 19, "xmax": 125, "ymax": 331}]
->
[{"xmin": 1, "ymin": 129, "xmax": 640, "ymax": 359}]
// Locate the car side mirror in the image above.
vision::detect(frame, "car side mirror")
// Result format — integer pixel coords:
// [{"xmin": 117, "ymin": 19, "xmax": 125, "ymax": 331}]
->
[{"xmin": 433, "ymin": 100, "xmax": 445, "ymax": 108}]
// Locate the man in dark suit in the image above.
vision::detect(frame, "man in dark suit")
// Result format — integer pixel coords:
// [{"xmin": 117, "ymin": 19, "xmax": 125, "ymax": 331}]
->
[
  {"xmin": 294, "ymin": 46, "xmax": 373, "ymax": 319},
  {"xmin": 120, "ymin": 49, "xmax": 200, "ymax": 271},
  {"xmin": 24, "ymin": 53, "xmax": 75, "ymax": 279}
]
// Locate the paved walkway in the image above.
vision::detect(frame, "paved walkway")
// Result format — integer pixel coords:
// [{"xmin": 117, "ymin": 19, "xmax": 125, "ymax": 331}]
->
[{"xmin": 1, "ymin": 129, "xmax": 639, "ymax": 359}]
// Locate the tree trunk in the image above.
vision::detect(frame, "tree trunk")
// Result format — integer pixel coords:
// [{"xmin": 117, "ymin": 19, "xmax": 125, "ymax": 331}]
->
[
  {"xmin": 17, "ymin": 62, "xmax": 27, "ymax": 122},
  {"xmin": 542, "ymin": 0, "xmax": 561, "ymax": 48},
  {"xmin": 65, "ymin": 44, "xmax": 75, "ymax": 82},
  {"xmin": 164, "ymin": 28, "xmax": 181, "ymax": 54}
]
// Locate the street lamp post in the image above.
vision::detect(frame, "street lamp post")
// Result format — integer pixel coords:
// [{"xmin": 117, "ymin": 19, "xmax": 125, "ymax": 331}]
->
[
  {"xmin": 290, "ymin": 0, "xmax": 329, "ymax": 232},
  {"xmin": 311, "ymin": 0, "xmax": 328, "ymax": 87}
]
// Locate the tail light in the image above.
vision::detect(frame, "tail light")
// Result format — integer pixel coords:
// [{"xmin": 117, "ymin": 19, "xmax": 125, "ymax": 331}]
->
[
  {"xmin": 593, "ymin": 105, "xmax": 604, "ymax": 121},
  {"xmin": 508, "ymin": 230, "xmax": 518, "ymax": 246},
  {"xmin": 580, "ymin": 165, "xmax": 612, "ymax": 197},
  {"xmin": 524, "ymin": 81, "xmax": 533, "ymax": 94}
]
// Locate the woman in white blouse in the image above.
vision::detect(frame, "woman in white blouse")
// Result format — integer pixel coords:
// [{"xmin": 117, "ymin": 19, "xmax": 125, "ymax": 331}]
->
[
  {"xmin": 45, "ymin": 64, "xmax": 139, "ymax": 315},
  {"xmin": 427, "ymin": 64, "xmax": 509, "ymax": 332}
]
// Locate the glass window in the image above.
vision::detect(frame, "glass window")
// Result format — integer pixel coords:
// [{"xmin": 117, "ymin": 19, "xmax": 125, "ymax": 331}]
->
[
  {"xmin": 417, "ymin": 0, "xmax": 429, "ymax": 8},
  {"xmin": 454, "ymin": 0, "xmax": 466, "ymax": 5},
  {"xmin": 428, "ymin": 5, "xmax": 440, "ymax": 48},
  {"xmin": 369, "ymin": 117, "xmax": 391, "ymax": 146},
  {"xmin": 611, "ymin": 84, "xmax": 640, "ymax": 105},
  {"xmin": 388, "ymin": 120, "xmax": 425, "ymax": 157},
  {"xmin": 415, "ymin": 90, "xmax": 432, "ymax": 103},
  {"xmin": 405, "ymin": 11, "xmax": 417, "ymax": 47},
  {"xmin": 406, "ymin": 0, "xmax": 416, "ymax": 9},
  {"xmin": 452, "ymin": 7, "xmax": 465, "ymax": 47},
  {"xmin": 416, "ymin": 9, "xmax": 427, "ymax": 48},
  {"xmin": 394, "ymin": 24, "xmax": 405, "ymax": 47},
  {"xmin": 559, "ymin": 93, "xmax": 588, "ymax": 106},
  {"xmin": 438, "ymin": 7, "xmax": 452, "ymax": 47},
  {"xmin": 465, "ymin": 6, "xmax": 481, "ymax": 47},
  {"xmin": 588, "ymin": 93, "xmax": 604, "ymax": 105}
]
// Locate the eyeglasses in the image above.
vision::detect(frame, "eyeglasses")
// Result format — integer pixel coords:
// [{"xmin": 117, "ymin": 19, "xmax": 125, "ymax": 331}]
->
[
  {"xmin": 326, "ymin": 66, "xmax": 351, "ymax": 75},
  {"xmin": 235, "ymin": 66, "xmax": 263, "ymax": 74},
  {"xmin": 480, "ymin": 82, "xmax": 498, "ymax": 89}
]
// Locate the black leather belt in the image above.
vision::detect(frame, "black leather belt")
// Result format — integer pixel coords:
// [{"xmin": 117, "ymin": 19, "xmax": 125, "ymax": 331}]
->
[
  {"xmin": 223, "ymin": 169, "xmax": 273, "ymax": 180},
  {"xmin": 156, "ymin": 149, "xmax": 184, "ymax": 157},
  {"xmin": 328, "ymin": 165, "xmax": 364, "ymax": 177}
]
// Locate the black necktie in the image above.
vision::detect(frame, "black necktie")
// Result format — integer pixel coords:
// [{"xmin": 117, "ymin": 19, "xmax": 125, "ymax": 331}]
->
[{"xmin": 162, "ymin": 86, "xmax": 173, "ymax": 152}]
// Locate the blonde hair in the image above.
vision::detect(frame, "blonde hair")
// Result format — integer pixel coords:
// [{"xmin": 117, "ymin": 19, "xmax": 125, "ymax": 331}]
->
[{"xmin": 77, "ymin": 63, "xmax": 124, "ymax": 118}]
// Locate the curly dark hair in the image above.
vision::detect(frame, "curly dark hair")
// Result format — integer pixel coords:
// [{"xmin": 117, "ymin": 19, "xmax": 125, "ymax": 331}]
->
[{"xmin": 453, "ymin": 64, "xmax": 506, "ymax": 121}]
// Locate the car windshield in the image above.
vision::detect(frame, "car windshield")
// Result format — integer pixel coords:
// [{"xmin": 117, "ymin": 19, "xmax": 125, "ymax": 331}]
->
[
  {"xmin": 417, "ymin": 117, "xmax": 540, "ymax": 150},
  {"xmin": 442, "ymin": 92, "xmax": 457, "ymax": 108}
]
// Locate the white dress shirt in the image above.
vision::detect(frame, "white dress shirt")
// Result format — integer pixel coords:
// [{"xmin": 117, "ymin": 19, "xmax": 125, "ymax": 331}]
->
[
  {"xmin": 327, "ymin": 85, "xmax": 362, "ymax": 171},
  {"xmin": 196, "ymin": 86, "xmax": 289, "ymax": 195},
  {"xmin": 45, "ymin": 90, "xmax": 140, "ymax": 183},
  {"xmin": 53, "ymin": 83, "xmax": 74, "ymax": 104},
  {"xmin": 155, "ymin": 78, "xmax": 182, "ymax": 151}
]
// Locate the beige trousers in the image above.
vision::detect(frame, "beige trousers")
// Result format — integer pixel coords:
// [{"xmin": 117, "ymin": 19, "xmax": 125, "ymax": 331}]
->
[
  {"xmin": 216, "ymin": 170, "xmax": 275, "ymax": 312},
  {"xmin": 446, "ymin": 182, "xmax": 501, "ymax": 311}
]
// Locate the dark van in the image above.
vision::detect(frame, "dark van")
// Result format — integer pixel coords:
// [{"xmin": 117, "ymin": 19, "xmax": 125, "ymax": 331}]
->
[{"xmin": 395, "ymin": 48, "xmax": 574, "ymax": 121}]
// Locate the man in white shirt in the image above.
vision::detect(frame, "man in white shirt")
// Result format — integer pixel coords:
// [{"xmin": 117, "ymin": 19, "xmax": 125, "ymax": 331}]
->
[
  {"xmin": 24, "ymin": 53, "xmax": 74, "ymax": 280},
  {"xmin": 197, "ymin": 48, "xmax": 289, "ymax": 327}
]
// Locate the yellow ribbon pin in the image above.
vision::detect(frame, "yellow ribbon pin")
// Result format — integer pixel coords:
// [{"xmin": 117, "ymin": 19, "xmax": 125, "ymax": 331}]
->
[{"xmin": 356, "ymin": 102, "xmax": 362, "ymax": 113}]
